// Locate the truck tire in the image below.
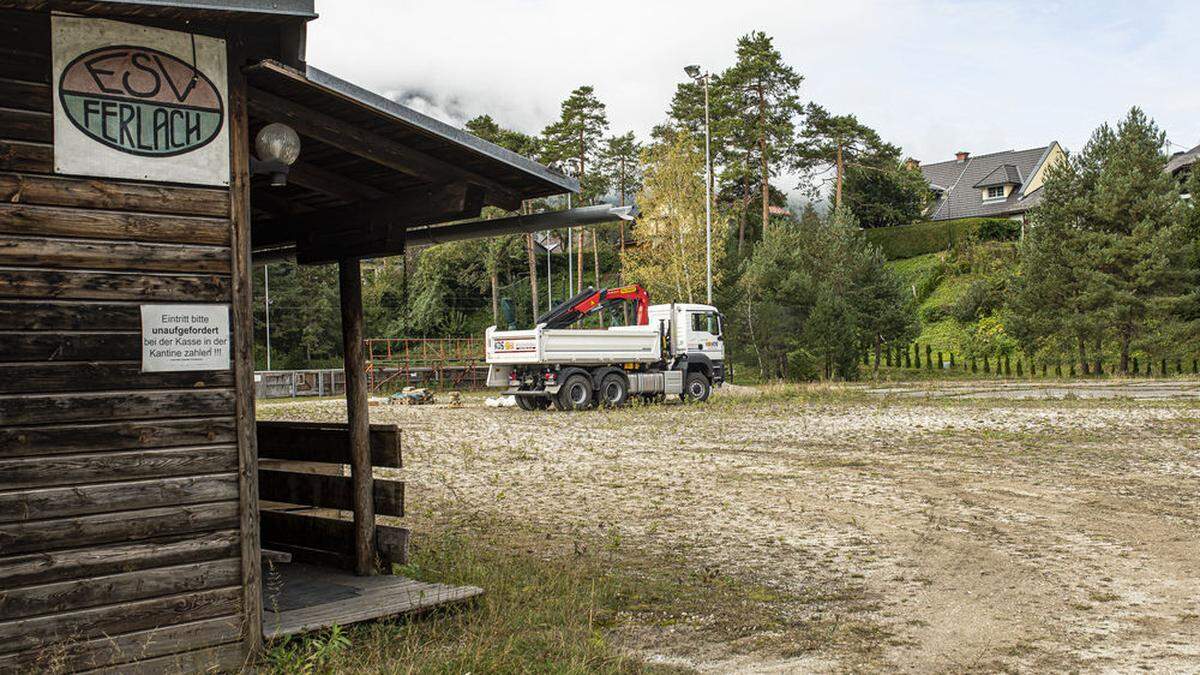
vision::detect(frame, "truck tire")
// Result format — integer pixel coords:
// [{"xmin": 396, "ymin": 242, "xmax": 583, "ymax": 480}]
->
[
  {"xmin": 682, "ymin": 372, "xmax": 711, "ymax": 402},
  {"xmin": 516, "ymin": 395, "xmax": 549, "ymax": 411},
  {"xmin": 598, "ymin": 373, "xmax": 630, "ymax": 408},
  {"xmin": 554, "ymin": 374, "xmax": 593, "ymax": 411}
]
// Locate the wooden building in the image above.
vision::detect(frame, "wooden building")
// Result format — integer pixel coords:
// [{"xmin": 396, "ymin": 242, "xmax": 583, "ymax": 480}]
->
[{"xmin": 0, "ymin": 1, "xmax": 601, "ymax": 671}]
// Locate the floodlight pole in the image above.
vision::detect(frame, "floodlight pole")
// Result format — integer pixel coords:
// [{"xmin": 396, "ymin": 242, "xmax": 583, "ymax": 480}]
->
[
  {"xmin": 687, "ymin": 66, "xmax": 714, "ymax": 304},
  {"xmin": 703, "ymin": 73, "xmax": 712, "ymax": 304},
  {"xmin": 264, "ymin": 263, "xmax": 271, "ymax": 370}
]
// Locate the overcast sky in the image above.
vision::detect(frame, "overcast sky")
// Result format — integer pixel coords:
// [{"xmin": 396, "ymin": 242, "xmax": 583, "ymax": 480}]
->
[{"xmin": 308, "ymin": 0, "xmax": 1200, "ymax": 184}]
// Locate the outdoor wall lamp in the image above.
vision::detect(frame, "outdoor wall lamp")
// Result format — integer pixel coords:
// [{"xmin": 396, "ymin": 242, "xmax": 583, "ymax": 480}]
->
[{"xmin": 251, "ymin": 122, "xmax": 301, "ymax": 187}]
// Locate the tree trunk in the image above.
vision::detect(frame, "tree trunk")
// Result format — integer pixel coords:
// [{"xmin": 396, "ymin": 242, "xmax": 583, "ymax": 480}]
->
[
  {"xmin": 593, "ymin": 228, "xmax": 602, "ymax": 326},
  {"xmin": 757, "ymin": 83, "xmax": 770, "ymax": 235},
  {"xmin": 835, "ymin": 141, "xmax": 844, "ymax": 208},
  {"xmin": 490, "ymin": 271, "xmax": 500, "ymax": 327},
  {"xmin": 1077, "ymin": 335, "xmax": 1090, "ymax": 376},
  {"xmin": 576, "ymin": 229, "xmax": 582, "ymax": 295},
  {"xmin": 873, "ymin": 335, "xmax": 882, "ymax": 373},
  {"xmin": 526, "ymin": 232, "xmax": 539, "ymax": 320},
  {"xmin": 1119, "ymin": 330, "xmax": 1130, "ymax": 375},
  {"xmin": 738, "ymin": 170, "xmax": 749, "ymax": 252}
]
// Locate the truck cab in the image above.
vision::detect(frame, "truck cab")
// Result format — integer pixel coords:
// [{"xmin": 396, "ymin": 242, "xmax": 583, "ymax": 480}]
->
[{"xmin": 649, "ymin": 303, "xmax": 726, "ymax": 390}]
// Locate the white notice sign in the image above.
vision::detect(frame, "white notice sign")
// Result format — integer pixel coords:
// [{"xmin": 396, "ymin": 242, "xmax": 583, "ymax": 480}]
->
[{"xmin": 141, "ymin": 304, "xmax": 231, "ymax": 372}]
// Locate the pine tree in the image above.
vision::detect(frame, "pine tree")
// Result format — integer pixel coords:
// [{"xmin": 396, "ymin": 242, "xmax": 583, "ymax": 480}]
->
[
  {"xmin": 795, "ymin": 103, "xmax": 900, "ymax": 210},
  {"xmin": 542, "ymin": 86, "xmax": 610, "ymax": 295},
  {"xmin": 600, "ymin": 132, "xmax": 644, "ymax": 278},
  {"xmin": 722, "ymin": 32, "xmax": 803, "ymax": 238},
  {"xmin": 466, "ymin": 115, "xmax": 542, "ymax": 319}
]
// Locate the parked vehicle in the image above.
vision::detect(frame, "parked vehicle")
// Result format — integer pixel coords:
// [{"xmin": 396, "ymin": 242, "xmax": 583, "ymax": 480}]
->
[{"xmin": 485, "ymin": 285, "xmax": 725, "ymax": 410}]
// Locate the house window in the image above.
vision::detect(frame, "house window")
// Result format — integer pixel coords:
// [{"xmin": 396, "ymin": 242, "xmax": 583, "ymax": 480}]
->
[{"xmin": 985, "ymin": 186, "xmax": 1005, "ymax": 200}]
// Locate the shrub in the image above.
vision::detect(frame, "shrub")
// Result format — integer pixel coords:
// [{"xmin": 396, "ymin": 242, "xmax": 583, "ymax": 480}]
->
[
  {"xmin": 950, "ymin": 277, "xmax": 1005, "ymax": 322},
  {"xmin": 976, "ymin": 218, "xmax": 1021, "ymax": 242},
  {"xmin": 864, "ymin": 217, "xmax": 1019, "ymax": 260}
]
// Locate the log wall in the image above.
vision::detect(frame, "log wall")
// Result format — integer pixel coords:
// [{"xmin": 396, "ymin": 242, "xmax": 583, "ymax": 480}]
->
[{"xmin": 0, "ymin": 9, "xmax": 248, "ymax": 672}]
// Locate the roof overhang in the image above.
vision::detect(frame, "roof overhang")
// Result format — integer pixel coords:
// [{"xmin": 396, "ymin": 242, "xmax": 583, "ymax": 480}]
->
[
  {"xmin": 246, "ymin": 60, "xmax": 578, "ymax": 204},
  {"xmin": 244, "ymin": 60, "xmax": 580, "ymax": 264},
  {"xmin": 0, "ymin": 0, "xmax": 317, "ymax": 22}
]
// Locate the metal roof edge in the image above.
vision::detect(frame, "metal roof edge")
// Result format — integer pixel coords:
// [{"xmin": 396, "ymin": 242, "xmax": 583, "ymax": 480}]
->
[
  {"xmin": 1019, "ymin": 141, "xmax": 1058, "ymax": 198},
  {"xmin": 300, "ymin": 64, "xmax": 579, "ymax": 195},
  {"xmin": 98, "ymin": 0, "xmax": 318, "ymax": 18}
]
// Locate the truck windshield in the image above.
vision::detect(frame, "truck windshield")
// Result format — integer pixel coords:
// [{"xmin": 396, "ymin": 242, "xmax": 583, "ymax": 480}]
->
[{"xmin": 691, "ymin": 311, "xmax": 720, "ymax": 335}]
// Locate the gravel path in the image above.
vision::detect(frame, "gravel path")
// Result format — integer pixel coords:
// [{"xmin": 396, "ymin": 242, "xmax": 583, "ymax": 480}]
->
[{"xmin": 259, "ymin": 383, "xmax": 1200, "ymax": 672}]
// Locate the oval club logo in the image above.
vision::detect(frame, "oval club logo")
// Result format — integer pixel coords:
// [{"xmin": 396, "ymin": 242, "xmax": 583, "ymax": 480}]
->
[{"xmin": 58, "ymin": 45, "xmax": 224, "ymax": 157}]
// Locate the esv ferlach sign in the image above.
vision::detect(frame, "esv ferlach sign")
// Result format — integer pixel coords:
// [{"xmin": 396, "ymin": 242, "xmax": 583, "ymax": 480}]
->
[{"xmin": 52, "ymin": 16, "xmax": 230, "ymax": 186}]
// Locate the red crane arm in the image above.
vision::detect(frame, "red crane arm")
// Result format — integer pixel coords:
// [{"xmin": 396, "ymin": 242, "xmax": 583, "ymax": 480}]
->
[{"xmin": 569, "ymin": 284, "xmax": 650, "ymax": 326}]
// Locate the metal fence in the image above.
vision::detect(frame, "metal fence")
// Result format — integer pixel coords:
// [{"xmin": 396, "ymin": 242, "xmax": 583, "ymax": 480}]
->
[{"xmin": 255, "ymin": 369, "xmax": 346, "ymax": 399}]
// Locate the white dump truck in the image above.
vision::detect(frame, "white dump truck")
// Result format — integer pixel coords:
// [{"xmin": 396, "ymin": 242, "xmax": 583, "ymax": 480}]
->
[{"xmin": 485, "ymin": 284, "xmax": 725, "ymax": 411}]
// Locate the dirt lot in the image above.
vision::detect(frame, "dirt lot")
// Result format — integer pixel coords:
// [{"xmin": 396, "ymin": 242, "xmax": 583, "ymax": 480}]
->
[{"xmin": 259, "ymin": 381, "xmax": 1200, "ymax": 672}]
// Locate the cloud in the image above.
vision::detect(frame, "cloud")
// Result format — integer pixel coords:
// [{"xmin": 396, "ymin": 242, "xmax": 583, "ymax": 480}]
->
[{"xmin": 307, "ymin": 0, "xmax": 1200, "ymax": 177}]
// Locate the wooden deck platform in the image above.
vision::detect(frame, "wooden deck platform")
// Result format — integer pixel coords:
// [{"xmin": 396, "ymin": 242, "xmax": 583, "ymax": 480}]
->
[{"xmin": 261, "ymin": 563, "xmax": 483, "ymax": 638}]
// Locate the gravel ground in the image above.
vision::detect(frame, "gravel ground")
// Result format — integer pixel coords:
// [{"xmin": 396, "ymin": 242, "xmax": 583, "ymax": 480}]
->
[{"xmin": 259, "ymin": 381, "xmax": 1200, "ymax": 673}]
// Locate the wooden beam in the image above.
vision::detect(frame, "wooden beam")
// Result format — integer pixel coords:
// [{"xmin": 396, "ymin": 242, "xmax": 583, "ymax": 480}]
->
[
  {"xmin": 258, "ymin": 470, "xmax": 403, "ymax": 517},
  {"xmin": 252, "ymin": 182, "xmax": 484, "ymax": 260},
  {"xmin": 286, "ymin": 161, "xmax": 386, "ymax": 202},
  {"xmin": 227, "ymin": 38, "xmax": 264, "ymax": 658},
  {"xmin": 246, "ymin": 86, "xmax": 521, "ymax": 209},
  {"xmin": 256, "ymin": 421, "xmax": 401, "ymax": 467},
  {"xmin": 339, "ymin": 259, "xmax": 375, "ymax": 576},
  {"xmin": 258, "ymin": 511, "xmax": 408, "ymax": 570}
]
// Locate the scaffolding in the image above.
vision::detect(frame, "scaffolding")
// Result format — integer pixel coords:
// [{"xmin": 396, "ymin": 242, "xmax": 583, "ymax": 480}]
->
[{"xmin": 364, "ymin": 337, "xmax": 486, "ymax": 392}]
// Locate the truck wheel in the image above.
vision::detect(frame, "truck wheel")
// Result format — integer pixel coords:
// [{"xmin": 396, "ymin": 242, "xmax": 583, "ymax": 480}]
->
[
  {"xmin": 599, "ymin": 373, "xmax": 630, "ymax": 408},
  {"xmin": 554, "ymin": 374, "xmax": 593, "ymax": 411},
  {"xmin": 682, "ymin": 372, "xmax": 711, "ymax": 402},
  {"xmin": 516, "ymin": 395, "xmax": 547, "ymax": 411}
]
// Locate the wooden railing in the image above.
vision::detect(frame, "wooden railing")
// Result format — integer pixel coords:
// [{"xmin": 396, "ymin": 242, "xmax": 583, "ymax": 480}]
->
[
  {"xmin": 363, "ymin": 337, "xmax": 486, "ymax": 391},
  {"xmin": 256, "ymin": 421, "xmax": 407, "ymax": 571}
]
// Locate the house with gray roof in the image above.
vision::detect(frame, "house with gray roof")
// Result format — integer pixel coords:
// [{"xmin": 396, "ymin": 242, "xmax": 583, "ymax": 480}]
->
[
  {"xmin": 917, "ymin": 142, "xmax": 1065, "ymax": 222},
  {"xmin": 1166, "ymin": 143, "xmax": 1198, "ymax": 199}
]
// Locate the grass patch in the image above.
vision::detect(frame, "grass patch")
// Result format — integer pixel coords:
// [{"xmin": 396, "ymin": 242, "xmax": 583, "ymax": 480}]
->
[{"xmin": 259, "ymin": 508, "xmax": 888, "ymax": 673}]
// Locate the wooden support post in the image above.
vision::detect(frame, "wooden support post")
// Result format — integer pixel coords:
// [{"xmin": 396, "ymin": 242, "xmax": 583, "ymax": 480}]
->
[
  {"xmin": 339, "ymin": 259, "xmax": 376, "ymax": 576},
  {"xmin": 227, "ymin": 37, "xmax": 263, "ymax": 654}
]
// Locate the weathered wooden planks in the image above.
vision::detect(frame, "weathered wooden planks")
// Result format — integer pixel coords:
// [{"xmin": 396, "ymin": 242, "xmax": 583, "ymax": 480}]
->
[
  {"xmin": 0, "ymin": 558, "xmax": 241, "ymax": 621},
  {"xmin": 0, "ymin": 267, "xmax": 231, "ymax": 301},
  {"xmin": 0, "ymin": 389, "xmax": 236, "ymax": 425},
  {"xmin": 0, "ymin": 107, "xmax": 50, "ymax": 143},
  {"xmin": 256, "ymin": 421, "xmax": 402, "ymax": 467},
  {"xmin": 0, "ymin": 416, "xmax": 237, "ymax": 458},
  {"xmin": 83, "ymin": 640, "xmax": 247, "ymax": 675},
  {"xmin": 260, "ymin": 511, "xmax": 409, "ymax": 571},
  {"xmin": 0, "ymin": 235, "xmax": 232, "ymax": 273},
  {"xmin": 0, "ymin": 78, "xmax": 50, "ymax": 112},
  {"xmin": 0, "ymin": 615, "xmax": 241, "ymax": 674},
  {"xmin": 0, "ymin": 586, "xmax": 241, "ymax": 656},
  {"xmin": 0, "ymin": 49, "xmax": 49, "ymax": 84},
  {"xmin": 0, "ymin": 473, "xmax": 239, "ymax": 522},
  {"xmin": 0, "ymin": 202, "xmax": 230, "ymax": 245},
  {"xmin": 0, "ymin": 172, "xmax": 230, "ymax": 217},
  {"xmin": 0, "ymin": 331, "xmax": 140, "ymax": 362},
  {"xmin": 0, "ymin": 361, "xmax": 235, "ymax": 394},
  {"xmin": 262, "ymin": 563, "xmax": 479, "ymax": 638},
  {"xmin": 258, "ymin": 469, "xmax": 404, "ymax": 517},
  {"xmin": 0, "ymin": 445, "xmax": 238, "ymax": 490},
  {"xmin": 0, "ymin": 501, "xmax": 240, "ymax": 555},
  {"xmin": 0, "ymin": 300, "xmax": 141, "ymax": 330},
  {"xmin": 0, "ymin": 139, "xmax": 51, "ymax": 172},
  {"xmin": 0, "ymin": 530, "xmax": 239, "ymax": 588}
]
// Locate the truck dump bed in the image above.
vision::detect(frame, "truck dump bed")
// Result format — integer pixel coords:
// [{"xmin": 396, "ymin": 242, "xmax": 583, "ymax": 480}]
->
[{"xmin": 486, "ymin": 325, "xmax": 662, "ymax": 366}]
